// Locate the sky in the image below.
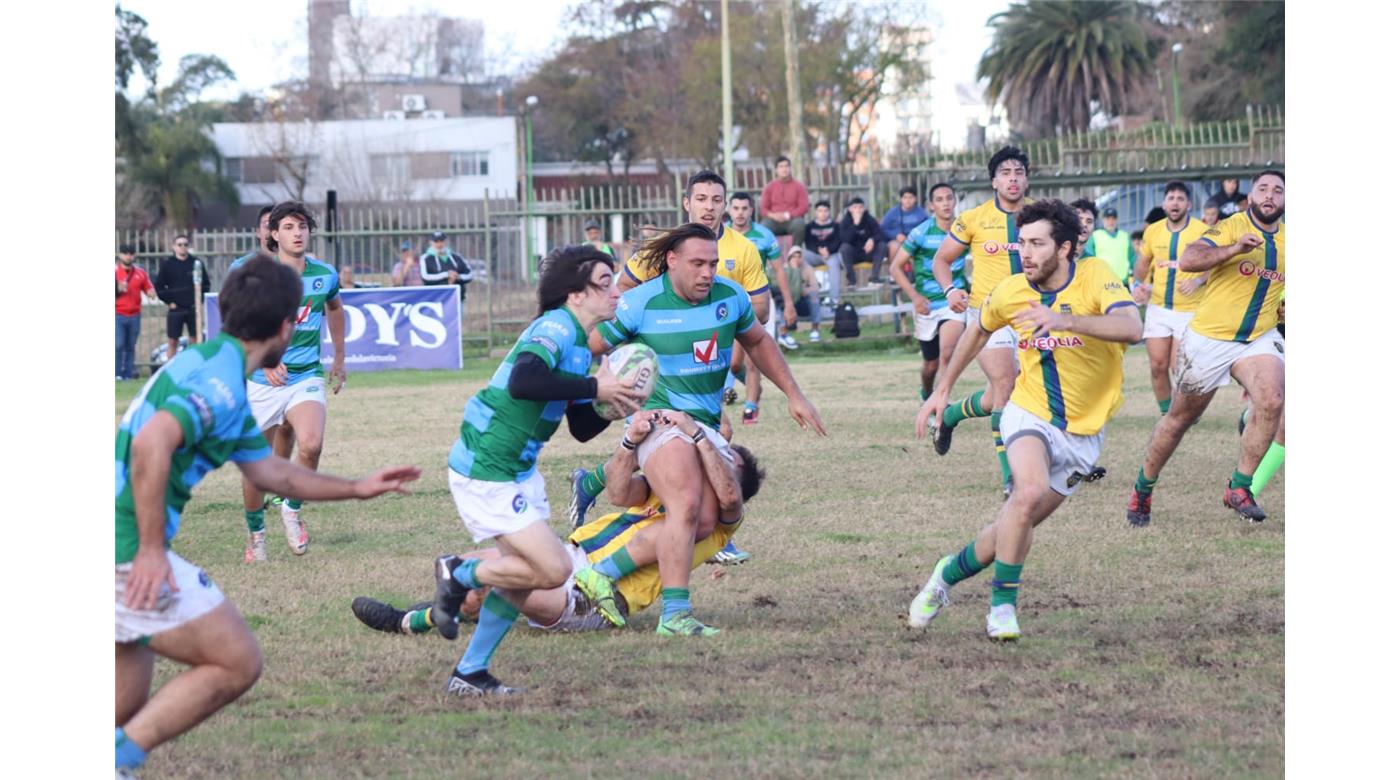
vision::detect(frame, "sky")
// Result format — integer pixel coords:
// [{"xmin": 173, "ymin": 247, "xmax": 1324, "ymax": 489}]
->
[{"xmin": 124, "ymin": 0, "xmax": 1007, "ymax": 101}]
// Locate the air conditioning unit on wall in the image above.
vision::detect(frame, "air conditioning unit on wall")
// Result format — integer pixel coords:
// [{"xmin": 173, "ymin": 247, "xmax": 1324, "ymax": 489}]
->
[
  {"xmin": 382, "ymin": 110, "xmax": 406, "ymax": 120},
  {"xmin": 421, "ymin": 110, "xmax": 446, "ymax": 119},
  {"xmin": 402, "ymin": 94, "xmax": 427, "ymax": 112}
]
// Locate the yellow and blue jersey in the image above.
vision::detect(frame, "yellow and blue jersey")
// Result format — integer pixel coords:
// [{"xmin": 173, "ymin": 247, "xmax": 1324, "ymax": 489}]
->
[
  {"xmin": 624, "ymin": 224, "xmax": 769, "ymax": 296},
  {"xmin": 980, "ymin": 258, "xmax": 1136, "ymax": 436},
  {"xmin": 949, "ymin": 196, "xmax": 1033, "ymax": 303},
  {"xmin": 1190, "ymin": 211, "xmax": 1285, "ymax": 343},
  {"xmin": 1140, "ymin": 217, "xmax": 1210, "ymax": 312},
  {"xmin": 568, "ymin": 495, "xmax": 741, "ymax": 614}
]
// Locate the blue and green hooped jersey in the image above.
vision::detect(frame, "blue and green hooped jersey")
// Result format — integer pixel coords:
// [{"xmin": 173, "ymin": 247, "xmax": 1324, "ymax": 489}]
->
[
  {"xmin": 450, "ymin": 308, "xmax": 595, "ymax": 483},
  {"xmin": 115, "ymin": 334, "xmax": 271, "ymax": 563},
  {"xmin": 903, "ymin": 218, "xmax": 968, "ymax": 306},
  {"xmin": 597, "ymin": 273, "xmax": 756, "ymax": 429},
  {"xmin": 229, "ymin": 254, "xmax": 340, "ymax": 386}
]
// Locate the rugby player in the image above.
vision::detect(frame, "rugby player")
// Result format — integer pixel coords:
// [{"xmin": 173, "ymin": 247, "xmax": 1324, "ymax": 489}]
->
[
  {"xmin": 910, "ymin": 200, "xmax": 1141, "ymax": 640},
  {"xmin": 231, "ymin": 202, "xmax": 346, "ymax": 562},
  {"xmin": 427, "ymin": 245, "xmax": 647, "ymax": 696},
  {"xmin": 889, "ymin": 182, "xmax": 969, "ymax": 402},
  {"xmin": 1127, "ymin": 171, "xmax": 1285, "ymax": 525},
  {"xmin": 928, "ymin": 147, "xmax": 1032, "ymax": 495},
  {"xmin": 116, "ymin": 257, "xmax": 419, "ymax": 775},
  {"xmin": 588, "ymin": 223, "xmax": 825, "ymax": 635},
  {"xmin": 727, "ymin": 190, "xmax": 794, "ymax": 426},
  {"xmin": 1131, "ymin": 181, "xmax": 1211, "ymax": 415}
]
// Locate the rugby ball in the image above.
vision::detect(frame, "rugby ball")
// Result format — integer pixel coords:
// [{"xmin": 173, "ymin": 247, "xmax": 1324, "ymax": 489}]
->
[{"xmin": 593, "ymin": 344, "xmax": 658, "ymax": 420}]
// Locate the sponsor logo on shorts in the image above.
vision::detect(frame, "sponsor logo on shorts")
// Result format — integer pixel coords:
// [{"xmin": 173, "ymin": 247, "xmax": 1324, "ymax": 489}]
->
[
  {"xmin": 715, "ymin": 303, "xmax": 729, "ymax": 320},
  {"xmin": 1019, "ymin": 335, "xmax": 1085, "ymax": 350},
  {"xmin": 1238, "ymin": 261, "xmax": 1283, "ymax": 282},
  {"xmin": 511, "ymin": 494, "xmax": 527, "ymax": 514},
  {"xmin": 188, "ymin": 392, "xmax": 215, "ymax": 429}
]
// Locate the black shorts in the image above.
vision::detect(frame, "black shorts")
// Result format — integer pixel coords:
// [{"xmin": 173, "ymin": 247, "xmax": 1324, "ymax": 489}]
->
[
  {"xmin": 167, "ymin": 308, "xmax": 197, "ymax": 339},
  {"xmin": 918, "ymin": 334, "xmax": 941, "ymax": 362}
]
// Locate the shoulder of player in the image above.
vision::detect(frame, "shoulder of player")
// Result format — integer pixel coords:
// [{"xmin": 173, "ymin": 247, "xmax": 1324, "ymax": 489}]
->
[
  {"xmin": 303, "ymin": 255, "xmax": 337, "ymax": 274},
  {"xmin": 712, "ymin": 275, "xmax": 750, "ymax": 298}
]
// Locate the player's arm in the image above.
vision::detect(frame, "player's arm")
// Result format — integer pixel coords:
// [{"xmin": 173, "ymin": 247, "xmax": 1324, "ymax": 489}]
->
[
  {"xmin": 749, "ymin": 290, "xmax": 771, "ymax": 325},
  {"xmin": 769, "ymin": 256, "xmax": 795, "ymax": 324},
  {"xmin": 325, "ymin": 294, "xmax": 346, "ymax": 393},
  {"xmin": 1180, "ymin": 222, "xmax": 1258, "ymax": 273},
  {"xmin": 603, "ymin": 413, "xmax": 658, "ymax": 508},
  {"xmin": 660, "ymin": 411, "xmax": 743, "ymax": 520},
  {"xmin": 933, "ymin": 230, "xmax": 971, "ymax": 311},
  {"xmin": 125, "ymin": 412, "xmax": 185, "ymax": 609},
  {"xmin": 1013, "ymin": 302, "xmax": 1142, "ymax": 344},
  {"xmin": 1133, "ymin": 234, "xmax": 1154, "ymax": 283},
  {"xmin": 238, "ymin": 455, "xmax": 419, "ymax": 502},
  {"xmin": 508, "ymin": 352, "xmax": 644, "ymax": 414},
  {"xmin": 915, "ymin": 293, "xmax": 997, "ymax": 438},
  {"xmin": 736, "ymin": 322, "xmax": 827, "ymax": 436}
]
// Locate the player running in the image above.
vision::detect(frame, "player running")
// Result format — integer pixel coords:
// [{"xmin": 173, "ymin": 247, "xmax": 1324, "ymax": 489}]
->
[
  {"xmin": 928, "ymin": 147, "xmax": 1033, "ymax": 496},
  {"xmin": 116, "ymin": 257, "xmax": 419, "ymax": 775},
  {"xmin": 588, "ymin": 223, "xmax": 825, "ymax": 635},
  {"xmin": 231, "ymin": 201, "xmax": 346, "ymax": 562},
  {"xmin": 910, "ymin": 200, "xmax": 1141, "ymax": 640},
  {"xmin": 1126, "ymin": 171, "xmax": 1285, "ymax": 526},
  {"xmin": 1131, "ymin": 181, "xmax": 1211, "ymax": 415},
  {"xmin": 427, "ymin": 245, "xmax": 647, "ymax": 696},
  {"xmin": 352, "ymin": 417, "xmax": 764, "ymax": 636},
  {"xmin": 889, "ymin": 182, "xmax": 969, "ymax": 402}
]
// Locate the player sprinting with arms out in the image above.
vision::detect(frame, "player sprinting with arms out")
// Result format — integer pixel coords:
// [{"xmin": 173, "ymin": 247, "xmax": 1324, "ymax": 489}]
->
[
  {"xmin": 910, "ymin": 201, "xmax": 1141, "ymax": 640},
  {"xmin": 928, "ymin": 147, "xmax": 1032, "ymax": 495},
  {"xmin": 232, "ymin": 202, "xmax": 346, "ymax": 561},
  {"xmin": 427, "ymin": 246, "xmax": 647, "ymax": 696},
  {"xmin": 115, "ymin": 257, "xmax": 419, "ymax": 775},
  {"xmin": 1132, "ymin": 181, "xmax": 1211, "ymax": 415},
  {"xmin": 1126, "ymin": 171, "xmax": 1285, "ymax": 526}
]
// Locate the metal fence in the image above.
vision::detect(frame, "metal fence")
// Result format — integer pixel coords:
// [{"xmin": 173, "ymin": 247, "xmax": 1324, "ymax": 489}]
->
[{"xmin": 116, "ymin": 107, "xmax": 1283, "ymax": 373}]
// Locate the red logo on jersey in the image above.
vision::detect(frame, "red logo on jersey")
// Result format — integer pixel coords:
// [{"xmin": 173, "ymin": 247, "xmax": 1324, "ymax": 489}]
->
[
  {"xmin": 295, "ymin": 302, "xmax": 313, "ymax": 323},
  {"xmin": 1238, "ymin": 261, "xmax": 1283, "ymax": 282},
  {"xmin": 1018, "ymin": 335, "xmax": 1085, "ymax": 350},
  {"xmin": 982, "ymin": 241, "xmax": 1021, "ymax": 255},
  {"xmin": 693, "ymin": 331, "xmax": 719, "ymax": 364}
]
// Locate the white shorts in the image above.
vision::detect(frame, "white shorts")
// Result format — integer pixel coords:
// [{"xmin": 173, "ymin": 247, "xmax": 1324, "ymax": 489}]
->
[
  {"xmin": 763, "ymin": 312, "xmax": 777, "ymax": 338},
  {"xmin": 448, "ymin": 469, "xmax": 551, "ymax": 543},
  {"xmin": 1143, "ymin": 305, "xmax": 1194, "ymax": 341},
  {"xmin": 115, "ymin": 551, "xmax": 226, "ymax": 644},
  {"xmin": 1000, "ymin": 402, "xmax": 1105, "ymax": 497},
  {"xmin": 247, "ymin": 377, "xmax": 326, "ymax": 430},
  {"xmin": 525, "ymin": 545, "xmax": 619, "ymax": 633},
  {"xmin": 914, "ymin": 306, "xmax": 966, "ymax": 341},
  {"xmin": 1176, "ymin": 327, "xmax": 1284, "ymax": 396},
  {"xmin": 969, "ymin": 307, "xmax": 1017, "ymax": 350},
  {"xmin": 634, "ymin": 419, "xmax": 733, "ymax": 470}
]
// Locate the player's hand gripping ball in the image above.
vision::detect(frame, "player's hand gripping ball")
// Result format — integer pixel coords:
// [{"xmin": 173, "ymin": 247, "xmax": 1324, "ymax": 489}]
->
[{"xmin": 593, "ymin": 344, "xmax": 659, "ymax": 420}]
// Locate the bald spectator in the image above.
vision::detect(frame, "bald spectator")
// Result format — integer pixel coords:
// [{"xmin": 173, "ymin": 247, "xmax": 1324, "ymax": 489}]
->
[{"xmin": 759, "ymin": 156, "xmax": 810, "ymax": 246}]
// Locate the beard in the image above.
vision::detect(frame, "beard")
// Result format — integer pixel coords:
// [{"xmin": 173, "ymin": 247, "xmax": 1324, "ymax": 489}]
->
[{"xmin": 1250, "ymin": 202, "xmax": 1284, "ymax": 225}]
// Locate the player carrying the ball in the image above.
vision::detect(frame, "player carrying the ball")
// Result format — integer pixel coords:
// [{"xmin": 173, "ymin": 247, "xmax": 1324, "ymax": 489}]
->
[
  {"xmin": 910, "ymin": 201, "xmax": 1142, "ymax": 640},
  {"xmin": 427, "ymin": 245, "xmax": 648, "ymax": 696}
]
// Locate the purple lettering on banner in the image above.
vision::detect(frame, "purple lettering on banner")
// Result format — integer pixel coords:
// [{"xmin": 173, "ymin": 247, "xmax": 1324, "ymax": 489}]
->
[{"xmin": 204, "ymin": 286, "xmax": 463, "ymax": 372}]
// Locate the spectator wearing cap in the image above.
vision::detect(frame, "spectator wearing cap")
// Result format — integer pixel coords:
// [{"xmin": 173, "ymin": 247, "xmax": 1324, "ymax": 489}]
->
[
  {"xmin": 759, "ymin": 155, "xmax": 810, "ymax": 247},
  {"xmin": 879, "ymin": 186, "xmax": 929, "ymax": 281},
  {"xmin": 836, "ymin": 197, "xmax": 886, "ymax": 288},
  {"xmin": 420, "ymin": 230, "xmax": 473, "ymax": 300},
  {"xmin": 774, "ymin": 244, "xmax": 823, "ymax": 347},
  {"xmin": 392, "ymin": 240, "xmax": 423, "ymax": 286},
  {"xmin": 115, "ymin": 243, "xmax": 155, "ymax": 380},
  {"xmin": 583, "ymin": 218, "xmax": 617, "ymax": 258},
  {"xmin": 1085, "ymin": 206, "xmax": 1135, "ymax": 284}
]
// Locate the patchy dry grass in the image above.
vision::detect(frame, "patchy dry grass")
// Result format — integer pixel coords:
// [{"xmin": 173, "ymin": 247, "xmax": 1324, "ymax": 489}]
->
[{"xmin": 117, "ymin": 345, "xmax": 1283, "ymax": 778}]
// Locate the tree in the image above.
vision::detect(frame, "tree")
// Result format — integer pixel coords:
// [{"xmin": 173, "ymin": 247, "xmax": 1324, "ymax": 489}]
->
[{"xmin": 978, "ymin": 0, "xmax": 1154, "ymax": 136}]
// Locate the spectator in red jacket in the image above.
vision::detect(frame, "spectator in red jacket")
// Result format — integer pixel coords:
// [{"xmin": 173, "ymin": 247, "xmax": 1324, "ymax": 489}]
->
[
  {"xmin": 115, "ymin": 243, "xmax": 155, "ymax": 380},
  {"xmin": 759, "ymin": 156, "xmax": 810, "ymax": 246}
]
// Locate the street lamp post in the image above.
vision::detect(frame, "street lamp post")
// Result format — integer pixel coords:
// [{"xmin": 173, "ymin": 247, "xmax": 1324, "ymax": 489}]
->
[
  {"xmin": 524, "ymin": 95, "xmax": 539, "ymax": 281},
  {"xmin": 1171, "ymin": 43, "xmax": 1184, "ymax": 128}
]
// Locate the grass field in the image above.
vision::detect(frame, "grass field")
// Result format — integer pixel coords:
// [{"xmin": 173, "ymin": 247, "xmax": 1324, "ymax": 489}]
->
[{"xmin": 115, "ymin": 345, "xmax": 1283, "ymax": 778}]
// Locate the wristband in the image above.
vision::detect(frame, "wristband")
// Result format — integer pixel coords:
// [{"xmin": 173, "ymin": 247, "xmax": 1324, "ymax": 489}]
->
[
  {"xmin": 689, "ymin": 429, "xmax": 705, "ymax": 444},
  {"xmin": 621, "ymin": 437, "xmax": 639, "ymax": 451}
]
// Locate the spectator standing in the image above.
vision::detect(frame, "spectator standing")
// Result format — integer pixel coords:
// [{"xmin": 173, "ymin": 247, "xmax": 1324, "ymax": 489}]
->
[
  {"xmin": 392, "ymin": 240, "xmax": 423, "ymax": 286},
  {"xmin": 837, "ymin": 197, "xmax": 886, "ymax": 288},
  {"xmin": 880, "ymin": 186, "xmax": 929, "ymax": 281},
  {"xmin": 420, "ymin": 230, "xmax": 473, "ymax": 301},
  {"xmin": 1085, "ymin": 207, "xmax": 1135, "ymax": 284},
  {"xmin": 802, "ymin": 200, "xmax": 845, "ymax": 303},
  {"xmin": 759, "ymin": 155, "xmax": 810, "ymax": 247},
  {"xmin": 583, "ymin": 218, "xmax": 617, "ymax": 258},
  {"xmin": 1207, "ymin": 178, "xmax": 1247, "ymax": 217},
  {"xmin": 154, "ymin": 234, "xmax": 202, "ymax": 362},
  {"xmin": 115, "ymin": 243, "xmax": 155, "ymax": 380}
]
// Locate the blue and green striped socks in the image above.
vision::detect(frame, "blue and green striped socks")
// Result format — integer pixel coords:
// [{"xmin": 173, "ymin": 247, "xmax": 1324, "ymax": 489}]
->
[
  {"xmin": 455, "ymin": 591, "xmax": 519, "ymax": 676},
  {"xmin": 594, "ymin": 547, "xmax": 638, "ymax": 581},
  {"xmin": 661, "ymin": 587, "xmax": 692, "ymax": 621},
  {"xmin": 990, "ymin": 560, "xmax": 1023, "ymax": 608}
]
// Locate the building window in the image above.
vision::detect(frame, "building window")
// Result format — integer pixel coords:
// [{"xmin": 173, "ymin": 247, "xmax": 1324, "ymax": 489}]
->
[
  {"xmin": 225, "ymin": 157, "xmax": 244, "ymax": 183},
  {"xmin": 371, "ymin": 154, "xmax": 412, "ymax": 181},
  {"xmin": 451, "ymin": 151, "xmax": 489, "ymax": 178}
]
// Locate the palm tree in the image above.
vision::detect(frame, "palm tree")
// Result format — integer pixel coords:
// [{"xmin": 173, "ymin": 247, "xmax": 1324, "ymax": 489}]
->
[
  {"xmin": 122, "ymin": 113, "xmax": 240, "ymax": 229},
  {"xmin": 978, "ymin": 0, "xmax": 1153, "ymax": 136}
]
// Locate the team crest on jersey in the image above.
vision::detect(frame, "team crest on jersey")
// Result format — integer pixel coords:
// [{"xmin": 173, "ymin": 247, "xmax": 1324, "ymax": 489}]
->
[
  {"xmin": 715, "ymin": 303, "xmax": 729, "ymax": 320},
  {"xmin": 511, "ymin": 494, "xmax": 527, "ymax": 514},
  {"xmin": 725, "ymin": 258, "xmax": 735, "ymax": 271},
  {"xmin": 313, "ymin": 278, "xmax": 325, "ymax": 291},
  {"xmin": 1059, "ymin": 304, "xmax": 1072, "ymax": 315}
]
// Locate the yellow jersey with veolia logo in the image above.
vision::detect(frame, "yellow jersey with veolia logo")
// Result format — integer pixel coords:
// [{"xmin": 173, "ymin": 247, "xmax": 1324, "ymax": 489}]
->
[
  {"xmin": 979, "ymin": 258, "xmax": 1136, "ymax": 436},
  {"xmin": 623, "ymin": 223, "xmax": 769, "ymax": 296},
  {"xmin": 948, "ymin": 195, "xmax": 1033, "ymax": 302},
  {"xmin": 1189, "ymin": 211, "xmax": 1285, "ymax": 343},
  {"xmin": 1140, "ymin": 217, "xmax": 1210, "ymax": 312}
]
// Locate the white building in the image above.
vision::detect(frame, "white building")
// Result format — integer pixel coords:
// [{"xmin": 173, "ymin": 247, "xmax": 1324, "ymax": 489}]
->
[{"xmin": 209, "ymin": 116, "xmax": 518, "ymax": 206}]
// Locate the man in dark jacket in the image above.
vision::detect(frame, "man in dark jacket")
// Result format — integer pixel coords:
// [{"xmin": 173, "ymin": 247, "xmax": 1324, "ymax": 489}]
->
[
  {"xmin": 802, "ymin": 200, "xmax": 845, "ymax": 302},
  {"xmin": 420, "ymin": 230, "xmax": 473, "ymax": 301},
  {"xmin": 837, "ymin": 197, "xmax": 886, "ymax": 287},
  {"xmin": 154, "ymin": 234, "xmax": 203, "ymax": 362}
]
